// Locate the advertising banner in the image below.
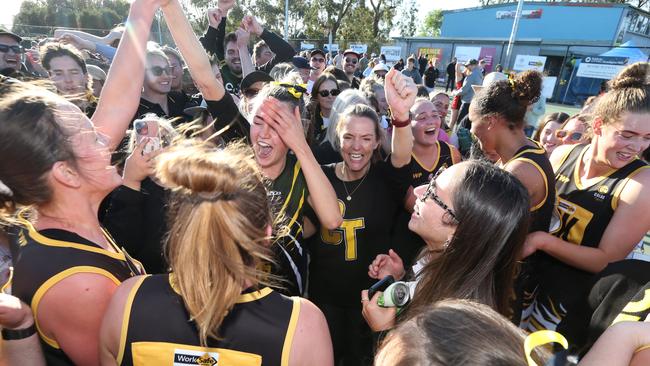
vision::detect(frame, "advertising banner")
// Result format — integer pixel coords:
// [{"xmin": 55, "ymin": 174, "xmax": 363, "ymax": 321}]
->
[
  {"xmin": 576, "ymin": 56, "xmax": 629, "ymax": 80},
  {"xmin": 381, "ymin": 46, "xmax": 402, "ymax": 63},
  {"xmin": 300, "ymin": 42, "xmax": 315, "ymax": 51},
  {"xmin": 419, "ymin": 47, "xmax": 443, "ymax": 66},
  {"xmin": 349, "ymin": 43, "xmax": 368, "ymax": 55},
  {"xmin": 324, "ymin": 43, "xmax": 339, "ymax": 53},
  {"xmin": 513, "ymin": 55, "xmax": 547, "ymax": 72},
  {"xmin": 454, "ymin": 46, "xmax": 481, "ymax": 64},
  {"xmin": 496, "ymin": 9, "xmax": 542, "ymax": 19},
  {"xmin": 478, "ymin": 47, "xmax": 497, "ymax": 73}
]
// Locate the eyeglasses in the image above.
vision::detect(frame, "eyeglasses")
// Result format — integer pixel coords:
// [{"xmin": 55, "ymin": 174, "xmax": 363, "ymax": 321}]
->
[
  {"xmin": 345, "ymin": 58, "xmax": 358, "ymax": 64},
  {"xmin": 243, "ymin": 88, "xmax": 261, "ymax": 98},
  {"xmin": 421, "ymin": 166, "xmax": 458, "ymax": 223},
  {"xmin": 0, "ymin": 44, "xmax": 24, "ymax": 54},
  {"xmin": 555, "ymin": 129, "xmax": 583, "ymax": 141},
  {"xmin": 318, "ymin": 89, "xmax": 341, "ymax": 98},
  {"xmin": 149, "ymin": 66, "xmax": 174, "ymax": 76},
  {"xmin": 311, "ymin": 57, "xmax": 325, "ymax": 63}
]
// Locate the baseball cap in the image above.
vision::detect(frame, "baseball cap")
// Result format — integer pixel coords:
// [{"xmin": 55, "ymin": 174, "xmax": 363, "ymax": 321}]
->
[
  {"xmin": 240, "ymin": 70, "xmax": 274, "ymax": 92},
  {"xmin": 87, "ymin": 65, "xmax": 107, "ymax": 82},
  {"xmin": 472, "ymin": 72, "xmax": 508, "ymax": 93},
  {"xmin": 464, "ymin": 59, "xmax": 478, "ymax": 66},
  {"xmin": 0, "ymin": 29, "xmax": 22, "ymax": 43},
  {"xmin": 372, "ymin": 63, "xmax": 390, "ymax": 73},
  {"xmin": 310, "ymin": 49, "xmax": 325, "ymax": 59},
  {"xmin": 343, "ymin": 49, "xmax": 360, "ymax": 58},
  {"xmin": 292, "ymin": 56, "xmax": 315, "ymax": 70}
]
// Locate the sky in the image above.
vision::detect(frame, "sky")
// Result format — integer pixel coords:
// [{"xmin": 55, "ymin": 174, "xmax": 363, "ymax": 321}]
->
[{"xmin": 1, "ymin": 0, "xmax": 481, "ymax": 31}]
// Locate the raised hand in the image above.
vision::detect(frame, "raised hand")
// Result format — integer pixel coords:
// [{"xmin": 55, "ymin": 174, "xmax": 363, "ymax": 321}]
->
[
  {"xmin": 258, "ymin": 98, "xmax": 307, "ymax": 153},
  {"xmin": 122, "ymin": 139, "xmax": 159, "ymax": 191},
  {"xmin": 242, "ymin": 15, "xmax": 264, "ymax": 37},
  {"xmin": 58, "ymin": 33, "xmax": 94, "ymax": 51},
  {"xmin": 217, "ymin": 0, "xmax": 235, "ymax": 12},
  {"xmin": 385, "ymin": 68, "xmax": 417, "ymax": 121},
  {"xmin": 235, "ymin": 27, "xmax": 250, "ymax": 48},
  {"xmin": 207, "ymin": 8, "xmax": 225, "ymax": 29},
  {"xmin": 368, "ymin": 249, "xmax": 405, "ymax": 280}
]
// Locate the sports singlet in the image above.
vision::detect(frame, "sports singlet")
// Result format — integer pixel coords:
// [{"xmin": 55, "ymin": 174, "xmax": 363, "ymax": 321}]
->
[
  {"xmin": 408, "ymin": 141, "xmax": 458, "ymax": 187},
  {"xmin": 501, "ymin": 140, "xmax": 556, "ymax": 233},
  {"xmin": 520, "ymin": 144, "xmax": 649, "ymax": 331},
  {"xmin": 12, "ymin": 220, "xmax": 144, "ymax": 366},
  {"xmin": 118, "ymin": 274, "xmax": 300, "ymax": 366},
  {"xmin": 268, "ymin": 154, "xmax": 309, "ymax": 296}
]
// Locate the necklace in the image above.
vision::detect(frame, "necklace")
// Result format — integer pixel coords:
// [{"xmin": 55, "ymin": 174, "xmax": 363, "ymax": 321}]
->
[{"xmin": 340, "ymin": 163, "xmax": 370, "ymax": 201}]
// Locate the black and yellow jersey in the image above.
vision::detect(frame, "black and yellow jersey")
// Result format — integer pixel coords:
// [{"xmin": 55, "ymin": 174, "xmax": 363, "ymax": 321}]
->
[
  {"xmin": 268, "ymin": 154, "xmax": 309, "ymax": 296},
  {"xmin": 501, "ymin": 140, "xmax": 556, "ymax": 233},
  {"xmin": 306, "ymin": 161, "xmax": 410, "ymax": 307},
  {"xmin": 407, "ymin": 140, "xmax": 458, "ymax": 188},
  {"xmin": 11, "ymin": 220, "xmax": 143, "ymax": 366},
  {"xmin": 520, "ymin": 144, "xmax": 649, "ymax": 332},
  {"xmin": 118, "ymin": 274, "xmax": 300, "ymax": 366}
]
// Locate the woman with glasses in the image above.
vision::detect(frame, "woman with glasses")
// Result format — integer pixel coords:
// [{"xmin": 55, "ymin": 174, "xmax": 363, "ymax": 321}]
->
[
  {"xmin": 308, "ymin": 73, "xmax": 341, "ymax": 145},
  {"xmin": 363, "ymin": 161, "xmax": 530, "ymax": 331},
  {"xmin": 100, "ymin": 142, "xmax": 334, "ymax": 366},
  {"xmin": 305, "ymin": 69, "xmax": 415, "ymax": 365},
  {"xmin": 520, "ymin": 62, "xmax": 650, "ymax": 331},
  {"xmin": 0, "ymin": 1, "xmax": 159, "ymax": 364},
  {"xmin": 555, "ymin": 114, "xmax": 592, "ymax": 146},
  {"xmin": 533, "ymin": 112, "xmax": 570, "ymax": 155}
]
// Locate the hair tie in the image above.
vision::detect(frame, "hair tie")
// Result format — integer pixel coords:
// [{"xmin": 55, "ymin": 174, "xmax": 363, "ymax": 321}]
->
[
  {"xmin": 524, "ymin": 330, "xmax": 568, "ymax": 366},
  {"xmin": 186, "ymin": 191, "xmax": 237, "ymax": 204},
  {"xmin": 0, "ymin": 179, "xmax": 13, "ymax": 197},
  {"xmin": 271, "ymin": 82, "xmax": 307, "ymax": 99},
  {"xmin": 509, "ymin": 78, "xmax": 516, "ymax": 91}
]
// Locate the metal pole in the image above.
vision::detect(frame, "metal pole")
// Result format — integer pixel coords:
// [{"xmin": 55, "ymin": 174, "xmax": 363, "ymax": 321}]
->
[
  {"xmin": 157, "ymin": 11, "xmax": 163, "ymax": 44},
  {"xmin": 284, "ymin": 0, "xmax": 289, "ymax": 41},
  {"xmin": 504, "ymin": 0, "xmax": 524, "ymax": 70},
  {"xmin": 562, "ymin": 61, "xmax": 575, "ymax": 105}
]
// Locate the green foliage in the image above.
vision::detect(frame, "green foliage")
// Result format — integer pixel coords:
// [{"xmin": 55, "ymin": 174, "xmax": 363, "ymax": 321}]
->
[
  {"xmin": 395, "ymin": 0, "xmax": 417, "ymax": 37},
  {"xmin": 417, "ymin": 9, "xmax": 443, "ymax": 37}
]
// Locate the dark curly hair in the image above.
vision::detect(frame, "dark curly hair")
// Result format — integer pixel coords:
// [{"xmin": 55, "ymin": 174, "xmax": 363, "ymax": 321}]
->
[{"xmin": 472, "ymin": 70, "xmax": 543, "ymax": 129}]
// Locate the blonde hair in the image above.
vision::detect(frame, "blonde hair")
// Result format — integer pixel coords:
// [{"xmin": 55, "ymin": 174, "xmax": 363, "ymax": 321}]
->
[
  {"xmin": 595, "ymin": 62, "xmax": 650, "ymax": 125},
  {"xmin": 156, "ymin": 141, "xmax": 275, "ymax": 346}
]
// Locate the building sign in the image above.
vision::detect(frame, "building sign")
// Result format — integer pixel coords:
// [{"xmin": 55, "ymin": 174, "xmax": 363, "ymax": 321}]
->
[
  {"xmin": 513, "ymin": 55, "xmax": 547, "ymax": 72},
  {"xmin": 381, "ymin": 46, "xmax": 402, "ymax": 62},
  {"xmin": 478, "ymin": 47, "xmax": 497, "ymax": 73},
  {"xmin": 419, "ymin": 47, "xmax": 443, "ymax": 65},
  {"xmin": 349, "ymin": 43, "xmax": 368, "ymax": 54},
  {"xmin": 496, "ymin": 9, "xmax": 543, "ymax": 19},
  {"xmin": 454, "ymin": 46, "xmax": 481, "ymax": 64},
  {"xmin": 300, "ymin": 42, "xmax": 315, "ymax": 50},
  {"xmin": 542, "ymin": 76, "xmax": 557, "ymax": 99},
  {"xmin": 324, "ymin": 44, "xmax": 339, "ymax": 53},
  {"xmin": 577, "ymin": 56, "xmax": 629, "ymax": 80}
]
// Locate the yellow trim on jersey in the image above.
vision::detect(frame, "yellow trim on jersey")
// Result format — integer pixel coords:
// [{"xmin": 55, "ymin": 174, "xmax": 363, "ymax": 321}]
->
[
  {"xmin": 20, "ymin": 219, "xmax": 127, "ymax": 261},
  {"xmin": 281, "ymin": 297, "xmax": 301, "ymax": 366},
  {"xmin": 237, "ymin": 287, "xmax": 273, "ymax": 303},
  {"xmin": 286, "ymin": 190, "xmax": 305, "ymax": 231},
  {"xmin": 572, "ymin": 146, "xmax": 617, "ymax": 190},
  {"xmin": 611, "ymin": 166, "xmax": 650, "ymax": 211},
  {"xmin": 503, "ymin": 140, "xmax": 546, "ymax": 168},
  {"xmin": 130, "ymin": 341, "xmax": 262, "ymax": 366},
  {"xmin": 117, "ymin": 275, "xmax": 149, "ymax": 365},
  {"xmin": 31, "ymin": 266, "xmax": 122, "ymax": 349},
  {"xmin": 411, "ymin": 141, "xmax": 441, "ymax": 173},
  {"xmin": 621, "ymin": 289, "xmax": 650, "ymax": 313},
  {"xmin": 515, "ymin": 158, "xmax": 549, "ymax": 212},
  {"xmin": 278, "ymin": 160, "xmax": 303, "ymax": 218},
  {"xmin": 552, "ymin": 144, "xmax": 580, "ymax": 172},
  {"xmin": 448, "ymin": 142, "xmax": 460, "ymax": 165}
]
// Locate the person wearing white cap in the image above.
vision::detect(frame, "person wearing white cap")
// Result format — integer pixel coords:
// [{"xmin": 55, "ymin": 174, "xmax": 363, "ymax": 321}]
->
[
  {"xmin": 86, "ymin": 64, "xmax": 106, "ymax": 98},
  {"xmin": 371, "ymin": 63, "xmax": 390, "ymax": 80}
]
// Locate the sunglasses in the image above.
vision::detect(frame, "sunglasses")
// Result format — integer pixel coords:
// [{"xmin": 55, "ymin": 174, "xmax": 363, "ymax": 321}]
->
[
  {"xmin": 243, "ymin": 88, "xmax": 261, "ymax": 98},
  {"xmin": 345, "ymin": 58, "xmax": 358, "ymax": 64},
  {"xmin": 149, "ymin": 66, "xmax": 174, "ymax": 76},
  {"xmin": 0, "ymin": 44, "xmax": 24, "ymax": 54},
  {"xmin": 311, "ymin": 57, "xmax": 325, "ymax": 63},
  {"xmin": 421, "ymin": 166, "xmax": 459, "ymax": 223},
  {"xmin": 555, "ymin": 129, "xmax": 583, "ymax": 141},
  {"xmin": 318, "ymin": 89, "xmax": 341, "ymax": 98}
]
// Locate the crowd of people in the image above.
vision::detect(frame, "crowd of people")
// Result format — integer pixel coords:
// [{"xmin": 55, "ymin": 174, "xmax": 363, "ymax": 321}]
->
[{"xmin": 0, "ymin": 0, "xmax": 649, "ymax": 365}]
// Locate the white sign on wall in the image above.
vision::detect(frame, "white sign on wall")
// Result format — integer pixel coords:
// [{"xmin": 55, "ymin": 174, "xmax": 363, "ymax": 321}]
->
[
  {"xmin": 300, "ymin": 42, "xmax": 315, "ymax": 50},
  {"xmin": 324, "ymin": 43, "xmax": 339, "ymax": 52},
  {"xmin": 513, "ymin": 55, "xmax": 547, "ymax": 72},
  {"xmin": 542, "ymin": 76, "xmax": 557, "ymax": 99},
  {"xmin": 349, "ymin": 43, "xmax": 368, "ymax": 54},
  {"xmin": 576, "ymin": 56, "xmax": 629, "ymax": 80},
  {"xmin": 454, "ymin": 46, "xmax": 481, "ymax": 64},
  {"xmin": 381, "ymin": 46, "xmax": 402, "ymax": 62}
]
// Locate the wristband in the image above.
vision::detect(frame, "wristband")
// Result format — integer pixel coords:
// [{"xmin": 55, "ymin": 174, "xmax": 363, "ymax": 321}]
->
[
  {"xmin": 2, "ymin": 323, "xmax": 36, "ymax": 340},
  {"xmin": 391, "ymin": 114, "xmax": 411, "ymax": 128}
]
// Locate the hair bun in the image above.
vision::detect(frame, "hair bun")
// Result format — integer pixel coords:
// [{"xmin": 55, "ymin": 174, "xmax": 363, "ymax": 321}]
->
[
  {"xmin": 512, "ymin": 70, "xmax": 542, "ymax": 106},
  {"xmin": 609, "ymin": 62, "xmax": 650, "ymax": 90}
]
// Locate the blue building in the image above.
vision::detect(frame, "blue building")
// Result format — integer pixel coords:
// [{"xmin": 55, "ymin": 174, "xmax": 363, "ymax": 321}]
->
[{"xmin": 393, "ymin": 2, "xmax": 650, "ymax": 101}]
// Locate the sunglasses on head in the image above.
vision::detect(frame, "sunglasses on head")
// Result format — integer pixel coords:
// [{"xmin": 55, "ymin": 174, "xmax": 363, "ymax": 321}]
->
[
  {"xmin": 345, "ymin": 58, "xmax": 358, "ymax": 64},
  {"xmin": 318, "ymin": 89, "xmax": 341, "ymax": 98},
  {"xmin": 555, "ymin": 129, "xmax": 583, "ymax": 141},
  {"xmin": 149, "ymin": 66, "xmax": 174, "ymax": 76},
  {"xmin": 0, "ymin": 44, "xmax": 24, "ymax": 54}
]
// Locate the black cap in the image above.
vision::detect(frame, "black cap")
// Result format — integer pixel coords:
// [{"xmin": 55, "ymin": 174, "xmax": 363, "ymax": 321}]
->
[
  {"xmin": 464, "ymin": 59, "xmax": 479, "ymax": 66},
  {"xmin": 240, "ymin": 71, "xmax": 274, "ymax": 91},
  {"xmin": 0, "ymin": 29, "xmax": 22, "ymax": 43},
  {"xmin": 292, "ymin": 56, "xmax": 315, "ymax": 70},
  {"xmin": 310, "ymin": 49, "xmax": 325, "ymax": 58}
]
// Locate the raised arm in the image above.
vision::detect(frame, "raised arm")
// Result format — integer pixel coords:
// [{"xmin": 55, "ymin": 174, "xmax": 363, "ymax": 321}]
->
[
  {"xmin": 242, "ymin": 16, "xmax": 295, "ymax": 73},
  {"xmin": 161, "ymin": 0, "xmax": 225, "ymax": 101},
  {"xmin": 385, "ymin": 69, "xmax": 415, "ymax": 168},
  {"xmin": 53, "ymin": 28, "xmax": 121, "ymax": 46},
  {"xmin": 91, "ymin": 0, "xmax": 159, "ymax": 151},
  {"xmin": 235, "ymin": 27, "xmax": 255, "ymax": 78}
]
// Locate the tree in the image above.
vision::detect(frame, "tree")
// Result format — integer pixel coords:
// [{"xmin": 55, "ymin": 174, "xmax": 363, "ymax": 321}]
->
[
  {"xmin": 395, "ymin": 0, "xmax": 417, "ymax": 37},
  {"xmin": 418, "ymin": 9, "xmax": 443, "ymax": 37}
]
